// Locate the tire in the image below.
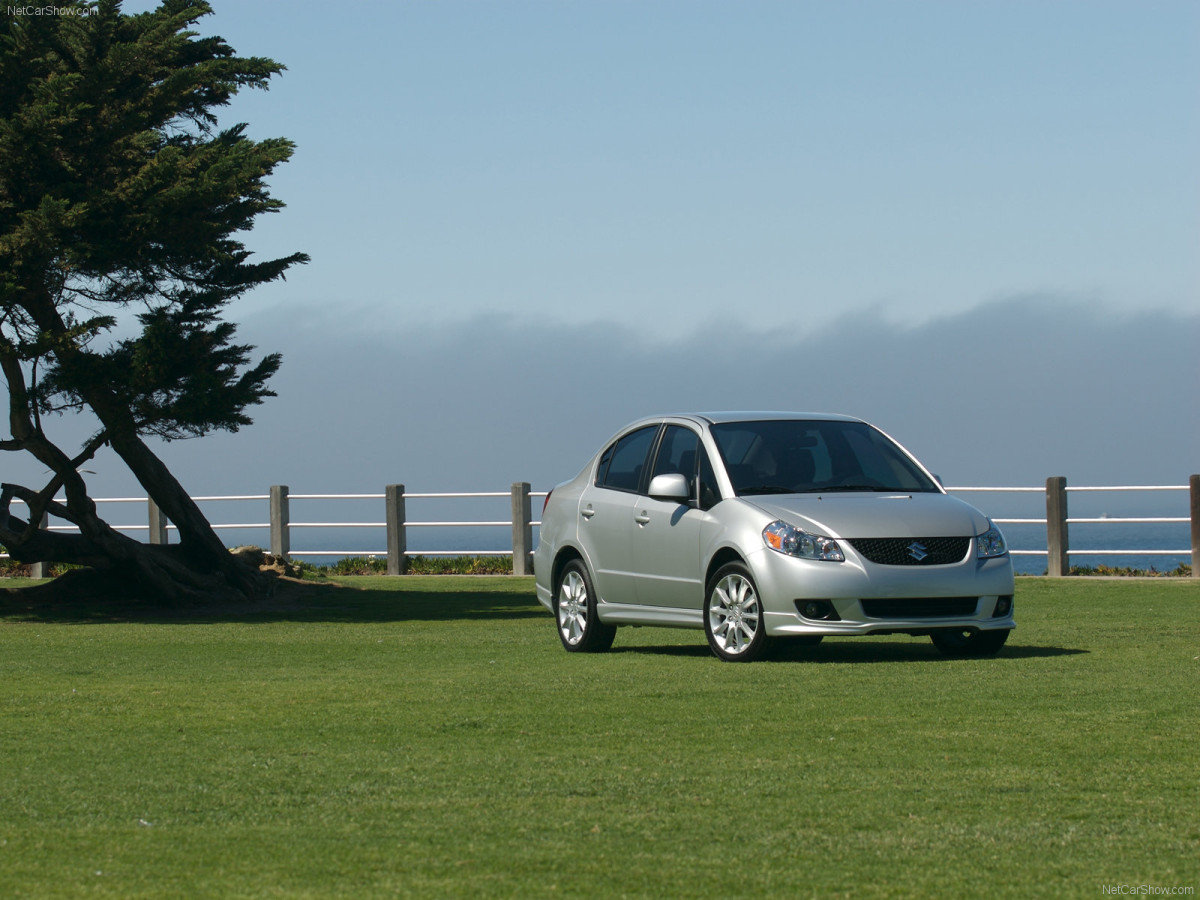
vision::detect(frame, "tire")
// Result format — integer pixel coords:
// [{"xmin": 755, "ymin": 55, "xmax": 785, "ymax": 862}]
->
[
  {"xmin": 704, "ymin": 562, "xmax": 771, "ymax": 662},
  {"xmin": 554, "ymin": 559, "xmax": 616, "ymax": 653},
  {"xmin": 930, "ymin": 628, "xmax": 1010, "ymax": 658}
]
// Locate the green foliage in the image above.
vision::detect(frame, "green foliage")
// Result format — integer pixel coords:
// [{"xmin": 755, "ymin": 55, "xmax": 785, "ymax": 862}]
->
[
  {"xmin": 0, "ymin": 555, "xmax": 76, "ymax": 577},
  {"xmin": 0, "ymin": 0, "xmax": 307, "ymax": 442},
  {"xmin": 41, "ymin": 296, "xmax": 283, "ymax": 437},
  {"xmin": 0, "ymin": 577, "xmax": 1197, "ymax": 897},
  {"xmin": 404, "ymin": 554, "xmax": 515, "ymax": 575},
  {"xmin": 322, "ymin": 554, "xmax": 388, "ymax": 576}
]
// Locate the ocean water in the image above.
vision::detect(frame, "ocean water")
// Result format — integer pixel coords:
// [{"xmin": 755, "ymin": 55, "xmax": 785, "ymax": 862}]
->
[{"xmin": 995, "ymin": 521, "xmax": 1192, "ymax": 575}]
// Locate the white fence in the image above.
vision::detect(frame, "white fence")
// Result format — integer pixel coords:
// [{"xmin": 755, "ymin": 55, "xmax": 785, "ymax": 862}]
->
[
  {"xmin": 5, "ymin": 477, "xmax": 1198, "ymax": 577},
  {"xmin": 946, "ymin": 480, "xmax": 1196, "ymax": 575}
]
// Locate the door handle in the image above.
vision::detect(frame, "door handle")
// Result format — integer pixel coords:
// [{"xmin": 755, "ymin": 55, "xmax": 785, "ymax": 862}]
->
[
  {"xmin": 581, "ymin": 506, "xmax": 596, "ymax": 519},
  {"xmin": 634, "ymin": 511, "xmax": 651, "ymax": 525}
]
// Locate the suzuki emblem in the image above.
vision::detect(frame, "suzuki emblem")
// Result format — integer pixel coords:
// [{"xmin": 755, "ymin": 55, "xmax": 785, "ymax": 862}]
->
[{"xmin": 907, "ymin": 542, "xmax": 929, "ymax": 562}]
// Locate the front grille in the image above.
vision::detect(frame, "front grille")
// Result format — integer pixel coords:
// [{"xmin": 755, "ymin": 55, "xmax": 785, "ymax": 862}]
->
[
  {"xmin": 861, "ymin": 597, "xmax": 979, "ymax": 618},
  {"xmin": 848, "ymin": 536, "xmax": 971, "ymax": 566}
]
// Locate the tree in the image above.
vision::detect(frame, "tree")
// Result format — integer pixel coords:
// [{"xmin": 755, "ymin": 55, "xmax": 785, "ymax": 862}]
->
[{"xmin": 0, "ymin": 0, "xmax": 308, "ymax": 602}]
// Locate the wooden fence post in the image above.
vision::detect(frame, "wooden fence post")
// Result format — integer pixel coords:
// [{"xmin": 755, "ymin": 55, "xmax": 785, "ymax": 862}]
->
[
  {"xmin": 1046, "ymin": 476, "xmax": 1069, "ymax": 577},
  {"xmin": 148, "ymin": 498, "xmax": 168, "ymax": 545},
  {"xmin": 1190, "ymin": 474, "xmax": 1199, "ymax": 579},
  {"xmin": 30, "ymin": 512, "xmax": 48, "ymax": 579},
  {"xmin": 386, "ymin": 484, "xmax": 407, "ymax": 575},
  {"xmin": 270, "ymin": 485, "xmax": 289, "ymax": 557},
  {"xmin": 511, "ymin": 482, "xmax": 533, "ymax": 576}
]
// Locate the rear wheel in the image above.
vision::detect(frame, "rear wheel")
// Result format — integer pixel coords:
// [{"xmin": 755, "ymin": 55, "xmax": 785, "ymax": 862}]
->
[
  {"xmin": 930, "ymin": 628, "xmax": 1010, "ymax": 658},
  {"xmin": 554, "ymin": 559, "xmax": 616, "ymax": 653},
  {"xmin": 704, "ymin": 562, "xmax": 770, "ymax": 662}
]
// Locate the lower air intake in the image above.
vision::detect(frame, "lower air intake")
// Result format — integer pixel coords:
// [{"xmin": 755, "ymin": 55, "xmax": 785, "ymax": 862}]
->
[{"xmin": 860, "ymin": 597, "xmax": 979, "ymax": 618}]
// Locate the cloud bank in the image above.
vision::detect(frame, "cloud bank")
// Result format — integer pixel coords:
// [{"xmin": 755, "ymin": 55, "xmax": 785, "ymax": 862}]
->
[{"xmin": 124, "ymin": 296, "xmax": 1194, "ymax": 498}]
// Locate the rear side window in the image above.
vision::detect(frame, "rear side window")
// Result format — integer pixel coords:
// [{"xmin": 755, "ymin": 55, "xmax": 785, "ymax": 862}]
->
[{"xmin": 595, "ymin": 426, "xmax": 658, "ymax": 493}]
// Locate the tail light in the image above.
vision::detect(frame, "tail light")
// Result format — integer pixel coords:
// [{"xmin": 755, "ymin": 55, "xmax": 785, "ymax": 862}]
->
[{"xmin": 542, "ymin": 488, "xmax": 553, "ymax": 515}]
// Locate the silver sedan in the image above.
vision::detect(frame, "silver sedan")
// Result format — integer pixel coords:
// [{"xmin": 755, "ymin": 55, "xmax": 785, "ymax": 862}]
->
[{"xmin": 534, "ymin": 413, "xmax": 1015, "ymax": 661}]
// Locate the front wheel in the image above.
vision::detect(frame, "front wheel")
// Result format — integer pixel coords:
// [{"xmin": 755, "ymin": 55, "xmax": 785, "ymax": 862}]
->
[
  {"xmin": 554, "ymin": 559, "xmax": 616, "ymax": 653},
  {"xmin": 704, "ymin": 562, "xmax": 771, "ymax": 662},
  {"xmin": 930, "ymin": 628, "xmax": 1010, "ymax": 658}
]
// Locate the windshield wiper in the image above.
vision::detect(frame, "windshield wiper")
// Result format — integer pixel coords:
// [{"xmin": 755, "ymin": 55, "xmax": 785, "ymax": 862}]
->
[
  {"xmin": 737, "ymin": 485, "xmax": 797, "ymax": 496},
  {"xmin": 820, "ymin": 484, "xmax": 892, "ymax": 492}
]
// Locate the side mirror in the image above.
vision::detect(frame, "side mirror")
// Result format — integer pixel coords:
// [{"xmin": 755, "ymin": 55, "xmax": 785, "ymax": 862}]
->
[{"xmin": 647, "ymin": 472, "xmax": 690, "ymax": 503}]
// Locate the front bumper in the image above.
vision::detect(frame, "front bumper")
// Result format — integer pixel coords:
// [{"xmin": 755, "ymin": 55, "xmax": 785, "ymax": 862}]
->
[{"xmin": 748, "ymin": 545, "xmax": 1016, "ymax": 637}]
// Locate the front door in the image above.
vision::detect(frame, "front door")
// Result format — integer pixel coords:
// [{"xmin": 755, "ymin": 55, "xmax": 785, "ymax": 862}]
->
[{"xmin": 630, "ymin": 425, "xmax": 707, "ymax": 609}]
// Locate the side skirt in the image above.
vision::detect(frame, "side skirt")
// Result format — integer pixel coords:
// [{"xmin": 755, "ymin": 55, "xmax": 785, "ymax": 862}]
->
[{"xmin": 597, "ymin": 602, "xmax": 704, "ymax": 629}]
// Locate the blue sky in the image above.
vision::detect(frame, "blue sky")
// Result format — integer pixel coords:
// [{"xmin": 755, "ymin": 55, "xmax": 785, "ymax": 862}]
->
[
  {"xmin": 40, "ymin": 1, "xmax": 1200, "ymax": 505},
  {"xmin": 187, "ymin": 0, "xmax": 1200, "ymax": 331}
]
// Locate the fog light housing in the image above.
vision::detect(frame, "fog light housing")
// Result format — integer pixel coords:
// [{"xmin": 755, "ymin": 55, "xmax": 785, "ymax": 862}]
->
[
  {"xmin": 993, "ymin": 595, "xmax": 1013, "ymax": 617},
  {"xmin": 796, "ymin": 599, "xmax": 840, "ymax": 621}
]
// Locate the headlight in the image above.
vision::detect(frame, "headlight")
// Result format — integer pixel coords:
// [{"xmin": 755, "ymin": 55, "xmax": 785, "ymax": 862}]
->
[
  {"xmin": 763, "ymin": 520, "xmax": 845, "ymax": 562},
  {"xmin": 976, "ymin": 520, "xmax": 1008, "ymax": 559}
]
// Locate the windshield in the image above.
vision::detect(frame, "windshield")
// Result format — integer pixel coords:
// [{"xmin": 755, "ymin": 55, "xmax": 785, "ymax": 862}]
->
[{"xmin": 710, "ymin": 420, "xmax": 940, "ymax": 496}]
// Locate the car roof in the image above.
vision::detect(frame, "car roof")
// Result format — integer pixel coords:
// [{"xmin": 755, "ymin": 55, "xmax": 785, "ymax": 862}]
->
[
  {"xmin": 692, "ymin": 411, "xmax": 864, "ymax": 425},
  {"xmin": 618, "ymin": 411, "xmax": 865, "ymax": 431}
]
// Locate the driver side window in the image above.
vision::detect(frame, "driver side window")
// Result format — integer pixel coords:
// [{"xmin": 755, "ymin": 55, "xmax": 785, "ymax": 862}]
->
[
  {"xmin": 648, "ymin": 425, "xmax": 722, "ymax": 510},
  {"xmin": 650, "ymin": 425, "xmax": 699, "ymax": 482}
]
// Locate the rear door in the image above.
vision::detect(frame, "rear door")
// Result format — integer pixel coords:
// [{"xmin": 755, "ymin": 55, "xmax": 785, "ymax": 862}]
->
[{"xmin": 576, "ymin": 424, "xmax": 659, "ymax": 604}]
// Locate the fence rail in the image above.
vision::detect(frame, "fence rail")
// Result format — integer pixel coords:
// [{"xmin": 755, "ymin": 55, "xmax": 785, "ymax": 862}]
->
[
  {"xmin": 947, "ymin": 477, "xmax": 1198, "ymax": 575},
  {"xmin": 5, "ymin": 476, "xmax": 1198, "ymax": 578}
]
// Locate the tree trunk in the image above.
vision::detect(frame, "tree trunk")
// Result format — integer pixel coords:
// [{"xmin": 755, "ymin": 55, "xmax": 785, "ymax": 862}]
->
[{"xmin": 106, "ymin": 429, "xmax": 269, "ymax": 599}]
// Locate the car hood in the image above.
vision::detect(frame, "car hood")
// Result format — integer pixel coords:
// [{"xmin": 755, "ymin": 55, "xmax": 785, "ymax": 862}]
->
[{"xmin": 745, "ymin": 492, "xmax": 990, "ymax": 539}]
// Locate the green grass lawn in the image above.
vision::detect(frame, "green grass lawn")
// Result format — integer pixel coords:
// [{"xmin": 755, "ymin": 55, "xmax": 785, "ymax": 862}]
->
[{"xmin": 1, "ymin": 576, "xmax": 1197, "ymax": 899}]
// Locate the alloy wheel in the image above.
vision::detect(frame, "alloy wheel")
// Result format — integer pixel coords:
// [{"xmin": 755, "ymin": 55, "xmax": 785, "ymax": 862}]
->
[
  {"xmin": 558, "ymin": 569, "xmax": 588, "ymax": 646},
  {"xmin": 708, "ymin": 571, "xmax": 761, "ymax": 656}
]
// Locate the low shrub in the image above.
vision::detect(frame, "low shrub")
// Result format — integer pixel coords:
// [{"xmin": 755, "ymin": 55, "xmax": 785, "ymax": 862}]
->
[
  {"xmin": 295, "ymin": 554, "xmax": 514, "ymax": 577},
  {"xmin": 1067, "ymin": 562, "xmax": 1192, "ymax": 577}
]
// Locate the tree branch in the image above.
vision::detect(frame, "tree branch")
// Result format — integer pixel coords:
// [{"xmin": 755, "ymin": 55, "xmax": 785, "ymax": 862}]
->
[
  {"xmin": 70, "ymin": 430, "xmax": 109, "ymax": 469},
  {"xmin": 1, "ymin": 480, "xmax": 80, "ymax": 531}
]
